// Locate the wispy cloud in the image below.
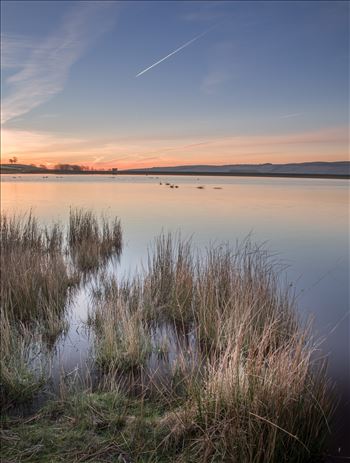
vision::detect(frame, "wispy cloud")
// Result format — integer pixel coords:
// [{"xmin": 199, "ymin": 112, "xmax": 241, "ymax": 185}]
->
[
  {"xmin": 1, "ymin": 2, "xmax": 118, "ymax": 125},
  {"xmin": 1, "ymin": 34, "xmax": 41, "ymax": 69},
  {"xmin": 136, "ymin": 25, "xmax": 217, "ymax": 77},
  {"xmin": 200, "ymin": 70, "xmax": 231, "ymax": 94},
  {"xmin": 200, "ymin": 41, "xmax": 235, "ymax": 94}
]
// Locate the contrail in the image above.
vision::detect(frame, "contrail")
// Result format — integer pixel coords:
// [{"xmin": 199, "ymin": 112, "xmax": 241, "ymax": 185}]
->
[{"xmin": 136, "ymin": 25, "xmax": 216, "ymax": 77}]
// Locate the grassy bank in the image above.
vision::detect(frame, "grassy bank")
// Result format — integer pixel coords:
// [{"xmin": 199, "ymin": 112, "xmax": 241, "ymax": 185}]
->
[{"xmin": 0, "ymin": 214, "xmax": 335, "ymax": 462}]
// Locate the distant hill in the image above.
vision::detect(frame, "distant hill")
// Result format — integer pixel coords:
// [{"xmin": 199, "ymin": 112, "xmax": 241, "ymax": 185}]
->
[
  {"xmin": 1, "ymin": 161, "xmax": 349, "ymax": 177},
  {"xmin": 124, "ymin": 161, "xmax": 350, "ymax": 176},
  {"xmin": 0, "ymin": 163, "xmax": 45, "ymax": 173}
]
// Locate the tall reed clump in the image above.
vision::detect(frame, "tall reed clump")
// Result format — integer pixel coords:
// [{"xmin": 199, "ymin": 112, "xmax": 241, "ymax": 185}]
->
[
  {"xmin": 91, "ymin": 233, "xmax": 334, "ymax": 462},
  {"xmin": 144, "ymin": 234, "xmax": 194, "ymax": 323},
  {"xmin": 68, "ymin": 209, "xmax": 122, "ymax": 271},
  {"xmin": 0, "ymin": 212, "xmax": 74, "ymax": 324},
  {"xmin": 0, "ymin": 212, "xmax": 72, "ymax": 405},
  {"xmin": 90, "ymin": 279, "xmax": 151, "ymax": 372},
  {"xmin": 149, "ymin": 236, "xmax": 334, "ymax": 462}
]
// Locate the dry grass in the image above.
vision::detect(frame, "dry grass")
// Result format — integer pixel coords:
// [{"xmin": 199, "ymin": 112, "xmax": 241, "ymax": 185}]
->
[
  {"xmin": 89, "ymin": 233, "xmax": 334, "ymax": 462},
  {"xmin": 144, "ymin": 234, "xmax": 194, "ymax": 323},
  {"xmin": 0, "ymin": 218, "xmax": 335, "ymax": 462},
  {"xmin": 0, "ymin": 308, "xmax": 45, "ymax": 408},
  {"xmin": 0, "ymin": 212, "xmax": 75, "ymax": 324},
  {"xmin": 0, "ymin": 209, "xmax": 123, "ymax": 408},
  {"xmin": 68, "ymin": 208, "xmax": 122, "ymax": 271},
  {"xmin": 90, "ymin": 280, "xmax": 151, "ymax": 372}
]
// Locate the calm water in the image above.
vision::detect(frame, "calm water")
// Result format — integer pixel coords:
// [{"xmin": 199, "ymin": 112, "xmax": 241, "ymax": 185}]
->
[{"xmin": 1, "ymin": 174, "xmax": 349, "ymax": 457}]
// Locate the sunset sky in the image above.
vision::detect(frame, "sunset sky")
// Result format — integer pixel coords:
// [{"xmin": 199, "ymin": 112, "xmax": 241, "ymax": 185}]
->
[{"xmin": 1, "ymin": 1, "xmax": 348, "ymax": 169}]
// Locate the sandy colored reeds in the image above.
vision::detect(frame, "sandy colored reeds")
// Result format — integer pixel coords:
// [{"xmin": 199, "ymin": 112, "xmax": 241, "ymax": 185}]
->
[
  {"xmin": 68, "ymin": 208, "xmax": 122, "ymax": 271},
  {"xmin": 89, "ymin": 233, "xmax": 334, "ymax": 462}
]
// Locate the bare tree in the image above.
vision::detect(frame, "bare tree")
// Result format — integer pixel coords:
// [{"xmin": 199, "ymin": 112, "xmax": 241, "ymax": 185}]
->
[{"xmin": 9, "ymin": 156, "xmax": 18, "ymax": 164}]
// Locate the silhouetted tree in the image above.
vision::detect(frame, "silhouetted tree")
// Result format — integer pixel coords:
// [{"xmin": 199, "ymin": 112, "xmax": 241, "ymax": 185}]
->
[{"xmin": 54, "ymin": 164, "xmax": 89, "ymax": 172}]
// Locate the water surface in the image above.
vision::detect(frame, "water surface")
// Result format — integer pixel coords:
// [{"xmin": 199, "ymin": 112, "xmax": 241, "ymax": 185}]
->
[{"xmin": 1, "ymin": 174, "xmax": 349, "ymax": 457}]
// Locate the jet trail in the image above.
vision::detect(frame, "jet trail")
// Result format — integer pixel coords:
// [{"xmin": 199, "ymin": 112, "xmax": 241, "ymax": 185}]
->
[{"xmin": 136, "ymin": 26, "xmax": 215, "ymax": 77}]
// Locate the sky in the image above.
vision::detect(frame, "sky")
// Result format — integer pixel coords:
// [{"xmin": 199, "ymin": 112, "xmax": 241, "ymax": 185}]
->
[{"xmin": 1, "ymin": 0, "xmax": 349, "ymax": 169}]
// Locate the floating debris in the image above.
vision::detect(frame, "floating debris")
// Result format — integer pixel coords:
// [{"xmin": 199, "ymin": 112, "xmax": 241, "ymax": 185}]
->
[{"xmin": 197, "ymin": 186, "xmax": 205, "ymax": 189}]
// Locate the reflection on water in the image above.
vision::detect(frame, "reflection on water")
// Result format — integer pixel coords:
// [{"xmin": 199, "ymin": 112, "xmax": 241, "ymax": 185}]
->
[{"xmin": 1, "ymin": 174, "xmax": 349, "ymax": 456}]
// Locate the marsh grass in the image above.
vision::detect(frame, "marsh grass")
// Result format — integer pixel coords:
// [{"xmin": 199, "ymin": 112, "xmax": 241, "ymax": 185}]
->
[
  {"xmin": 90, "ymin": 281, "xmax": 151, "ymax": 372},
  {"xmin": 0, "ymin": 212, "xmax": 75, "ymax": 324},
  {"xmin": 144, "ymin": 234, "xmax": 194, "ymax": 323},
  {"xmin": 0, "ymin": 209, "xmax": 123, "ymax": 408},
  {"xmin": 0, "ymin": 220, "xmax": 335, "ymax": 462},
  {"xmin": 0, "ymin": 309, "xmax": 45, "ymax": 408},
  {"xmin": 0, "ymin": 390, "xmax": 170, "ymax": 463},
  {"xmin": 87, "ymin": 233, "xmax": 334, "ymax": 462},
  {"xmin": 68, "ymin": 208, "xmax": 122, "ymax": 271}
]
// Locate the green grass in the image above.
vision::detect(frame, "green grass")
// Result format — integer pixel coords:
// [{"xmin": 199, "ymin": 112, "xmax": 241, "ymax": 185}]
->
[
  {"xmin": 0, "ymin": 392, "xmax": 172, "ymax": 462},
  {"xmin": 0, "ymin": 309, "xmax": 45, "ymax": 408}
]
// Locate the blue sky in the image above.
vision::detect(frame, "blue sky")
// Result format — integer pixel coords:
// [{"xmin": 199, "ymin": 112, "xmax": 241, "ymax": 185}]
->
[{"xmin": 1, "ymin": 1, "xmax": 348, "ymax": 168}]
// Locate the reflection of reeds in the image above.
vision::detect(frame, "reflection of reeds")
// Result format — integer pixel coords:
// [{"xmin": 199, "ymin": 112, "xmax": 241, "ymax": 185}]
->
[{"xmin": 68, "ymin": 209, "xmax": 122, "ymax": 271}]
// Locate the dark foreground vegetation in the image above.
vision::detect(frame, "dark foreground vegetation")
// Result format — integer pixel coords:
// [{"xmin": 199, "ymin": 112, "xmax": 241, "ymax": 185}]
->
[{"xmin": 0, "ymin": 211, "xmax": 335, "ymax": 462}]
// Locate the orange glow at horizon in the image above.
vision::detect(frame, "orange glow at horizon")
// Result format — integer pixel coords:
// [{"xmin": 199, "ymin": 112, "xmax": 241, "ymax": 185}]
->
[{"xmin": 1, "ymin": 126, "xmax": 348, "ymax": 170}]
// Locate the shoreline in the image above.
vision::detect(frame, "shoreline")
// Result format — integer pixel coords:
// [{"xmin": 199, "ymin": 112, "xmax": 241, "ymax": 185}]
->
[{"xmin": 1, "ymin": 170, "xmax": 349, "ymax": 179}]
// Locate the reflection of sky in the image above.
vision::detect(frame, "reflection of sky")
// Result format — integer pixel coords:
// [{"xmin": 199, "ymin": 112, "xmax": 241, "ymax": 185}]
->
[{"xmin": 2, "ymin": 176, "xmax": 349, "ymax": 418}]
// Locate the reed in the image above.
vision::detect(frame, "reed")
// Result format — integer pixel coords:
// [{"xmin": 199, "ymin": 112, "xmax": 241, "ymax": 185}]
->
[
  {"xmin": 68, "ymin": 209, "xmax": 122, "ymax": 271},
  {"xmin": 0, "ymin": 223, "xmax": 335, "ymax": 462},
  {"xmin": 0, "ymin": 308, "xmax": 44, "ymax": 407},
  {"xmin": 90, "ymin": 281, "xmax": 151, "ymax": 371},
  {"xmin": 0, "ymin": 212, "xmax": 75, "ymax": 324},
  {"xmin": 90, "ymin": 233, "xmax": 334, "ymax": 462},
  {"xmin": 160, "ymin": 323, "xmax": 333, "ymax": 462},
  {"xmin": 144, "ymin": 233, "xmax": 194, "ymax": 323},
  {"xmin": 1, "ymin": 211, "xmax": 63, "ymax": 254}
]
